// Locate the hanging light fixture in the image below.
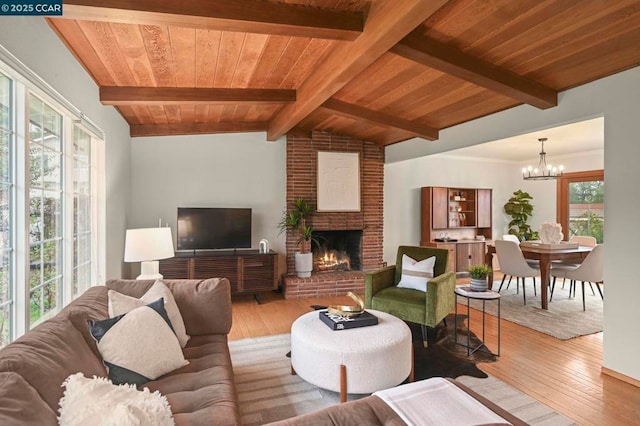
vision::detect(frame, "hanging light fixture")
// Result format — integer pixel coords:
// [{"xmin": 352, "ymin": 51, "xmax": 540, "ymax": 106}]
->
[{"xmin": 522, "ymin": 137, "xmax": 564, "ymax": 180}]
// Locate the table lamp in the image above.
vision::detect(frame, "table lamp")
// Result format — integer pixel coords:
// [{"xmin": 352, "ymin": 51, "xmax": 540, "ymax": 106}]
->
[{"xmin": 124, "ymin": 227, "xmax": 175, "ymax": 280}]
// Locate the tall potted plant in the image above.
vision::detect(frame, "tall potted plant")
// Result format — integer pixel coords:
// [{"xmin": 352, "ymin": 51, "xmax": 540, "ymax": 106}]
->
[
  {"xmin": 503, "ymin": 189, "xmax": 538, "ymax": 241},
  {"xmin": 279, "ymin": 197, "xmax": 316, "ymax": 278}
]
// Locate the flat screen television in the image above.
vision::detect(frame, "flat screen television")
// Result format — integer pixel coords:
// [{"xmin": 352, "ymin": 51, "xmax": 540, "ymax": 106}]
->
[{"xmin": 177, "ymin": 207, "xmax": 252, "ymax": 251}]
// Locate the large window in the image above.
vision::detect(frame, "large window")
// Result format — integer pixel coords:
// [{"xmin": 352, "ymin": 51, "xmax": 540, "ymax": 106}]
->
[
  {"xmin": 557, "ymin": 170, "xmax": 604, "ymax": 243},
  {"xmin": 0, "ymin": 62, "xmax": 103, "ymax": 345},
  {"xmin": 73, "ymin": 126, "xmax": 92, "ymax": 299},
  {"xmin": 28, "ymin": 95, "xmax": 64, "ymax": 327},
  {"xmin": 0, "ymin": 73, "xmax": 12, "ymax": 346}
]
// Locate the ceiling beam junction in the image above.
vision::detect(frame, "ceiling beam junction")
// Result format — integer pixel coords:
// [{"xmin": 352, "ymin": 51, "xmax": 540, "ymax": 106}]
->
[
  {"xmin": 391, "ymin": 32, "xmax": 558, "ymax": 109},
  {"xmin": 321, "ymin": 98, "xmax": 438, "ymax": 140},
  {"xmin": 100, "ymin": 86, "xmax": 296, "ymax": 105},
  {"xmin": 266, "ymin": 0, "xmax": 450, "ymax": 141},
  {"xmin": 59, "ymin": 0, "xmax": 363, "ymax": 40}
]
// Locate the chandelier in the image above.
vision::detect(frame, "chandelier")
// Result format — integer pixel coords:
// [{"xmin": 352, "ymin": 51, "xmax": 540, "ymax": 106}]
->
[{"xmin": 522, "ymin": 137, "xmax": 564, "ymax": 180}]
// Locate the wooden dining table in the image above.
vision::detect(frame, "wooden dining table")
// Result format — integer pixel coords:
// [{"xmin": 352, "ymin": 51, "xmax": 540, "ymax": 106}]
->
[{"xmin": 485, "ymin": 243, "xmax": 592, "ymax": 310}]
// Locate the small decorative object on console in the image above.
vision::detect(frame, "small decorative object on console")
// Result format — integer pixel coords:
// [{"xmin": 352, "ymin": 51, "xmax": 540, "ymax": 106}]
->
[
  {"xmin": 319, "ymin": 310, "xmax": 378, "ymax": 330},
  {"xmin": 326, "ymin": 291, "xmax": 365, "ymax": 318}
]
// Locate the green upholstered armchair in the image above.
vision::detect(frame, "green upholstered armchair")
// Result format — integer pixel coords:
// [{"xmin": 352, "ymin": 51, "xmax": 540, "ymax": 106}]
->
[{"xmin": 365, "ymin": 246, "xmax": 456, "ymax": 345}]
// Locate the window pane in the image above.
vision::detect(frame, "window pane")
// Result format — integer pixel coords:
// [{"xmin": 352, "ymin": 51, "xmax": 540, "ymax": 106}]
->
[
  {"xmin": 0, "ymin": 72, "xmax": 9, "ymax": 343},
  {"xmin": 28, "ymin": 95, "xmax": 64, "ymax": 329},
  {"xmin": 29, "ymin": 287, "xmax": 42, "ymax": 325},
  {"xmin": 568, "ymin": 180, "xmax": 604, "ymax": 243},
  {"xmin": 0, "ymin": 132, "xmax": 9, "ymax": 183},
  {"xmin": 29, "ymin": 244, "xmax": 41, "ymax": 289},
  {"xmin": 29, "ymin": 144, "xmax": 43, "ymax": 188},
  {"xmin": 42, "ymin": 240, "xmax": 61, "ymax": 277},
  {"xmin": 42, "ymin": 278, "xmax": 58, "ymax": 316},
  {"xmin": 42, "ymin": 104, "xmax": 61, "ymax": 150},
  {"xmin": 74, "ymin": 126, "xmax": 90, "ymax": 160},
  {"xmin": 29, "ymin": 97, "xmax": 43, "ymax": 142},
  {"xmin": 73, "ymin": 126, "xmax": 91, "ymax": 296},
  {"xmin": 0, "ymin": 73, "xmax": 10, "ymax": 131},
  {"xmin": 0, "ymin": 186, "xmax": 9, "ymax": 250},
  {"xmin": 76, "ymin": 196, "xmax": 90, "ymax": 233},
  {"xmin": 43, "ymin": 190, "xmax": 61, "ymax": 240},
  {"xmin": 29, "ymin": 189, "xmax": 42, "ymax": 244},
  {"xmin": 0, "ymin": 251, "xmax": 10, "ymax": 305},
  {"xmin": 43, "ymin": 151, "xmax": 61, "ymax": 190}
]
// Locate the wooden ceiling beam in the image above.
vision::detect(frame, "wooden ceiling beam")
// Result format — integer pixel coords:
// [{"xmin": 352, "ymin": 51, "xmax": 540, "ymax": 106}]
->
[
  {"xmin": 130, "ymin": 122, "xmax": 268, "ymax": 137},
  {"xmin": 267, "ymin": 0, "xmax": 450, "ymax": 141},
  {"xmin": 391, "ymin": 33, "xmax": 558, "ymax": 109},
  {"xmin": 321, "ymin": 99, "xmax": 438, "ymax": 140},
  {"xmin": 60, "ymin": 0, "xmax": 363, "ymax": 41},
  {"xmin": 100, "ymin": 86, "xmax": 296, "ymax": 105}
]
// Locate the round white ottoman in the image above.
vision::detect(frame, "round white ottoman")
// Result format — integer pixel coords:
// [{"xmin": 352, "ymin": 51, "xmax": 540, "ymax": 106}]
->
[{"xmin": 290, "ymin": 309, "xmax": 412, "ymax": 401}]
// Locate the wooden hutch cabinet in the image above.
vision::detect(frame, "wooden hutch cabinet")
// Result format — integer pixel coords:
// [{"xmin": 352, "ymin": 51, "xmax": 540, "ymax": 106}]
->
[
  {"xmin": 420, "ymin": 187, "xmax": 492, "ymax": 274},
  {"xmin": 159, "ymin": 250, "xmax": 278, "ymax": 299}
]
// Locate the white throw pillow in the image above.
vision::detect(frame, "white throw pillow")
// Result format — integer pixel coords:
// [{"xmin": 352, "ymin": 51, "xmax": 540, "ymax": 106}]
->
[
  {"xmin": 89, "ymin": 298, "xmax": 188, "ymax": 386},
  {"xmin": 396, "ymin": 254, "xmax": 436, "ymax": 292},
  {"xmin": 58, "ymin": 373, "xmax": 174, "ymax": 426},
  {"xmin": 109, "ymin": 280, "xmax": 190, "ymax": 347}
]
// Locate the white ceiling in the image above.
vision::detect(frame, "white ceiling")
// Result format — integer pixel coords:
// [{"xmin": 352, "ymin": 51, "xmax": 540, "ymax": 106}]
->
[{"xmin": 444, "ymin": 117, "xmax": 604, "ymax": 162}]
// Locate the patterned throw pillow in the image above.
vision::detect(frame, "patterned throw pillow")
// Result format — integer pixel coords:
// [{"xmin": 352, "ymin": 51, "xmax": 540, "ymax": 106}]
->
[
  {"xmin": 396, "ymin": 254, "xmax": 436, "ymax": 292},
  {"xmin": 89, "ymin": 298, "xmax": 188, "ymax": 386},
  {"xmin": 108, "ymin": 280, "xmax": 190, "ymax": 348}
]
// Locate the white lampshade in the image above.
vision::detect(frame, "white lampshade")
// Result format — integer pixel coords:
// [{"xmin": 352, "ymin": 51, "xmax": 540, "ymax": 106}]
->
[
  {"xmin": 124, "ymin": 228, "xmax": 175, "ymax": 261},
  {"xmin": 124, "ymin": 228, "xmax": 175, "ymax": 280}
]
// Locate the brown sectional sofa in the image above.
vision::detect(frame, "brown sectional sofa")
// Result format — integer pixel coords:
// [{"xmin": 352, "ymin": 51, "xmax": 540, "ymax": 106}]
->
[
  {"xmin": 267, "ymin": 379, "xmax": 528, "ymax": 425},
  {"xmin": 0, "ymin": 278, "xmax": 240, "ymax": 425},
  {"xmin": 0, "ymin": 277, "xmax": 527, "ymax": 426}
]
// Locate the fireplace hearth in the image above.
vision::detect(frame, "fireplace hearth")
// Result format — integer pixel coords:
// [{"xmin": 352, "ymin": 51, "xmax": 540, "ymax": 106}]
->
[{"xmin": 312, "ymin": 230, "xmax": 362, "ymax": 272}]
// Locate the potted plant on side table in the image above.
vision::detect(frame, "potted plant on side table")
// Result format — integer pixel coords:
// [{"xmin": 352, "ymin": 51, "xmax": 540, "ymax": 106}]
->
[
  {"xmin": 468, "ymin": 264, "xmax": 492, "ymax": 292},
  {"xmin": 279, "ymin": 197, "xmax": 316, "ymax": 278}
]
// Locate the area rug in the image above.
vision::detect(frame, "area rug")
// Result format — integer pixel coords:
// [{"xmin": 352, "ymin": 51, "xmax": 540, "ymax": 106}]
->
[
  {"xmin": 463, "ymin": 281, "xmax": 603, "ymax": 340},
  {"xmin": 410, "ymin": 313, "xmax": 495, "ymax": 380},
  {"xmin": 229, "ymin": 333, "xmax": 575, "ymax": 426}
]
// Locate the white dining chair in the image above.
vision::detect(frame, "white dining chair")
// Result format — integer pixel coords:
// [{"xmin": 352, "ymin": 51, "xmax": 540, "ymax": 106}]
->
[
  {"xmin": 550, "ymin": 244, "xmax": 604, "ymax": 311},
  {"xmin": 499, "ymin": 235, "xmax": 539, "ymax": 293},
  {"xmin": 558, "ymin": 235, "xmax": 598, "ymax": 295},
  {"xmin": 495, "ymin": 240, "xmax": 540, "ymax": 305}
]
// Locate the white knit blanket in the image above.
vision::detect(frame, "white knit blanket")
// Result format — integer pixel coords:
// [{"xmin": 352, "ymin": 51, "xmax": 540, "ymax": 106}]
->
[
  {"xmin": 58, "ymin": 373, "xmax": 174, "ymax": 426},
  {"xmin": 374, "ymin": 378, "xmax": 512, "ymax": 426}
]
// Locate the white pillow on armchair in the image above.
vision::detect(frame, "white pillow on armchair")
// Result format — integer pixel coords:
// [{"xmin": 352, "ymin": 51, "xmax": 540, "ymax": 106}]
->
[{"xmin": 396, "ymin": 254, "xmax": 435, "ymax": 292}]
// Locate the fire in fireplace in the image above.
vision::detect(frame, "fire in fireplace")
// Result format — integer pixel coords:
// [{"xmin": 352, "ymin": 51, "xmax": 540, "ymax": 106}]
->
[{"xmin": 312, "ymin": 230, "xmax": 362, "ymax": 272}]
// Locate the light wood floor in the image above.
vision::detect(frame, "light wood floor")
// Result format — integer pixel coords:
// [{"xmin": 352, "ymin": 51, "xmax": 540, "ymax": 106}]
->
[{"xmin": 229, "ymin": 277, "xmax": 640, "ymax": 426}]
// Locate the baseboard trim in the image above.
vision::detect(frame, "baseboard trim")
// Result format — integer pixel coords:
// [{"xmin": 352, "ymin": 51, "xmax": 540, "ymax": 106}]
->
[{"xmin": 601, "ymin": 367, "xmax": 640, "ymax": 388}]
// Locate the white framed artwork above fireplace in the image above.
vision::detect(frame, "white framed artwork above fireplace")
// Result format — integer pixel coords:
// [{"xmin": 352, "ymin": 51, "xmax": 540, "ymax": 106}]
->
[{"xmin": 317, "ymin": 151, "xmax": 361, "ymax": 212}]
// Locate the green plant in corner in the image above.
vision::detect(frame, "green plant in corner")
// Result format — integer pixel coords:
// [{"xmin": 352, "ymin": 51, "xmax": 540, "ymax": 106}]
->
[
  {"xmin": 468, "ymin": 264, "xmax": 492, "ymax": 279},
  {"xmin": 503, "ymin": 189, "xmax": 538, "ymax": 241},
  {"xmin": 278, "ymin": 197, "xmax": 317, "ymax": 253}
]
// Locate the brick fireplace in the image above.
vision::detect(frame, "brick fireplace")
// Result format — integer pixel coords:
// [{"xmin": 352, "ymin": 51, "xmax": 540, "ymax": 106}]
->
[{"xmin": 283, "ymin": 131, "xmax": 384, "ymax": 299}]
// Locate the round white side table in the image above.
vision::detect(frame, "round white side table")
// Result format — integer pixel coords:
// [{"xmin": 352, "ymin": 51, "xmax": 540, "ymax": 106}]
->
[{"xmin": 290, "ymin": 309, "xmax": 412, "ymax": 402}]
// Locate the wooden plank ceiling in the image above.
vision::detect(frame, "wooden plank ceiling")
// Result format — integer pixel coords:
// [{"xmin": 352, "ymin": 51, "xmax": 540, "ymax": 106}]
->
[{"xmin": 48, "ymin": 0, "xmax": 640, "ymax": 145}]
